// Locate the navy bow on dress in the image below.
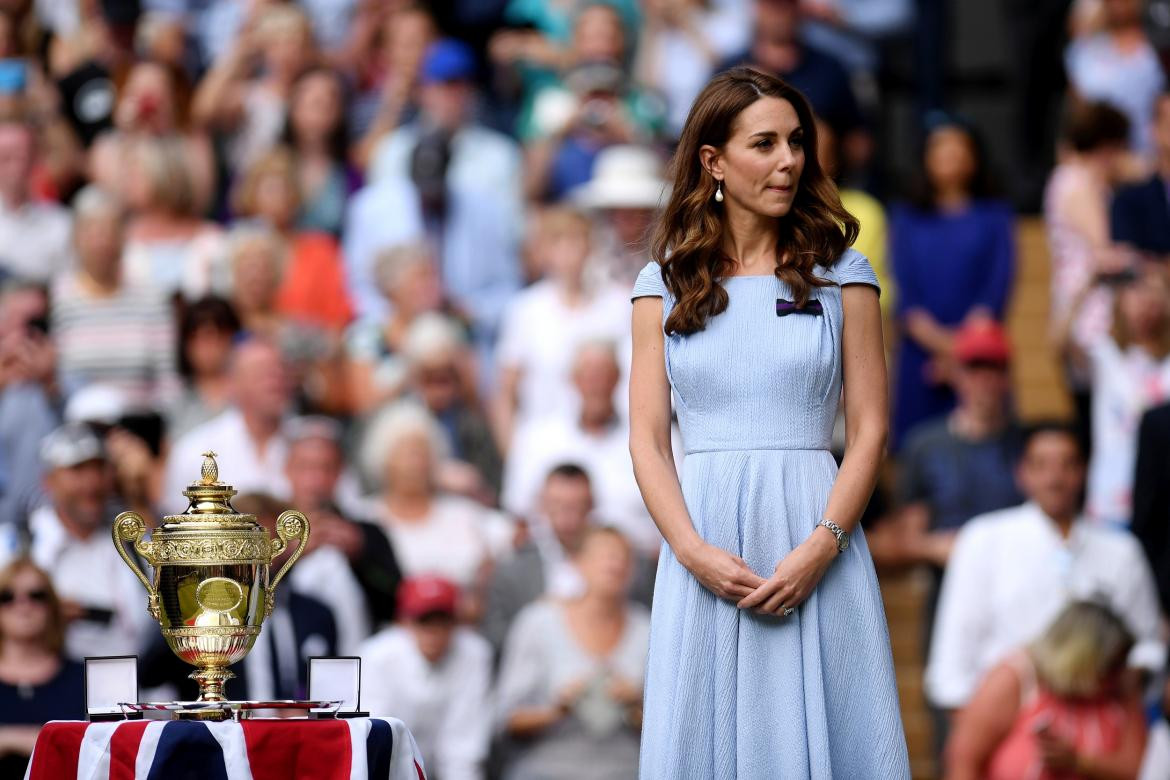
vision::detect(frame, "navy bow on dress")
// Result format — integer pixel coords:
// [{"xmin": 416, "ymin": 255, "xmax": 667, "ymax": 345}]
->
[{"xmin": 776, "ymin": 298, "xmax": 823, "ymax": 317}]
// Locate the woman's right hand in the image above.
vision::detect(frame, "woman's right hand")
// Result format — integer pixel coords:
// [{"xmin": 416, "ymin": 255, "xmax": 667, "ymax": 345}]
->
[{"xmin": 679, "ymin": 542, "xmax": 765, "ymax": 602}]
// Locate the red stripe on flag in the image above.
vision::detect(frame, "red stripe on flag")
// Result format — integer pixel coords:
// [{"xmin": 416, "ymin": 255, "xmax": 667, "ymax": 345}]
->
[
  {"xmin": 27, "ymin": 722, "xmax": 87, "ymax": 780},
  {"xmin": 243, "ymin": 719, "xmax": 352, "ymax": 780},
  {"xmin": 416, "ymin": 759, "xmax": 426, "ymax": 779},
  {"xmin": 109, "ymin": 721, "xmax": 150, "ymax": 780}
]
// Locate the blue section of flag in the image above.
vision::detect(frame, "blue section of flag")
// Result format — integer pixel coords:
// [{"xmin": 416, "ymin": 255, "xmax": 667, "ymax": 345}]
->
[
  {"xmin": 146, "ymin": 721, "xmax": 230, "ymax": 780},
  {"xmin": 366, "ymin": 717, "xmax": 394, "ymax": 779}
]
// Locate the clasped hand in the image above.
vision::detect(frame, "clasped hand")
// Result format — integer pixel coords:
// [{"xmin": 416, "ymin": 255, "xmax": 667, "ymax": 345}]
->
[{"xmin": 682, "ymin": 533, "xmax": 837, "ymax": 617}]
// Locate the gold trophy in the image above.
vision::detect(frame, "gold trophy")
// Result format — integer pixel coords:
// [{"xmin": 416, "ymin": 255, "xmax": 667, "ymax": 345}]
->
[{"xmin": 112, "ymin": 452, "xmax": 310, "ymax": 702}]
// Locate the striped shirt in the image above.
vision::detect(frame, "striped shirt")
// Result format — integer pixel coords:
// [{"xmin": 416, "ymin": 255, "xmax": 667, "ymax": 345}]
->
[{"xmin": 50, "ymin": 273, "xmax": 180, "ymax": 409}]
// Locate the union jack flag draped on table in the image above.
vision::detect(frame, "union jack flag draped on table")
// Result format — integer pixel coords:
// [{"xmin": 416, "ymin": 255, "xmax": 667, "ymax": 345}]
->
[{"xmin": 24, "ymin": 717, "xmax": 426, "ymax": 780}]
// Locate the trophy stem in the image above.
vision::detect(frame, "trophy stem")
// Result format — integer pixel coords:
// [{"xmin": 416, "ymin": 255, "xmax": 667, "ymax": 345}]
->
[{"xmin": 190, "ymin": 667, "xmax": 234, "ymax": 702}]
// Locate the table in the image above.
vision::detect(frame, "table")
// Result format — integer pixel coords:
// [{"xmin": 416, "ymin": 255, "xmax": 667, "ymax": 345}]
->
[{"xmin": 24, "ymin": 717, "xmax": 426, "ymax": 780}]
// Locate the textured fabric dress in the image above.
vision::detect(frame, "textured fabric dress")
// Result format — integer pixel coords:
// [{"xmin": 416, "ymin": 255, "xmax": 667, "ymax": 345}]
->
[{"xmin": 632, "ymin": 250, "xmax": 910, "ymax": 779}]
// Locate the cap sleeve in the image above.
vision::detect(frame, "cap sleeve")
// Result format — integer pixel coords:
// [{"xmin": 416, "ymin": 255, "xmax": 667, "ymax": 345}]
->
[
  {"xmin": 834, "ymin": 248, "xmax": 881, "ymax": 298},
  {"xmin": 631, "ymin": 261, "xmax": 666, "ymax": 301}
]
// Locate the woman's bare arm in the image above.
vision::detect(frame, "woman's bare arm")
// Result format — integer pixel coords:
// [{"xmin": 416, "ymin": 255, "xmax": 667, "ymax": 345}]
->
[
  {"xmin": 822, "ymin": 283, "xmax": 888, "ymax": 537},
  {"xmin": 629, "ymin": 296, "xmax": 763, "ymax": 600},
  {"xmin": 944, "ymin": 661, "xmax": 1020, "ymax": 780}
]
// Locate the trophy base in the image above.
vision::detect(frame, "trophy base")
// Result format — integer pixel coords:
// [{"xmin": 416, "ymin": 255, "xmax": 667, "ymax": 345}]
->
[
  {"xmin": 120, "ymin": 700, "xmax": 343, "ymax": 721},
  {"xmin": 189, "ymin": 667, "xmax": 235, "ymax": 702}
]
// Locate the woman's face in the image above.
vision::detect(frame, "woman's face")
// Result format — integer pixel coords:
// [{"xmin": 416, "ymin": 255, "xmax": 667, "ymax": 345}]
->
[
  {"xmin": 255, "ymin": 171, "xmax": 299, "ymax": 229},
  {"xmin": 117, "ymin": 63, "xmax": 175, "ymax": 133},
  {"xmin": 1118, "ymin": 268, "xmax": 1170, "ymax": 338},
  {"xmin": 389, "ymin": 260, "xmax": 443, "ymax": 317},
  {"xmin": 0, "ymin": 568, "xmax": 52, "ymax": 645},
  {"xmin": 577, "ymin": 532, "xmax": 632, "ymax": 600},
  {"xmin": 707, "ymin": 96, "xmax": 806, "ymax": 219},
  {"xmin": 925, "ymin": 125, "xmax": 977, "ymax": 195},
  {"xmin": 384, "ymin": 10, "xmax": 436, "ymax": 73},
  {"xmin": 185, "ymin": 323, "xmax": 234, "ymax": 378},
  {"xmin": 385, "ymin": 431, "xmax": 434, "ymax": 495},
  {"xmin": 545, "ymin": 227, "xmax": 591, "ymax": 282},
  {"xmin": 75, "ymin": 209, "xmax": 124, "ymax": 278},
  {"xmin": 290, "ymin": 72, "xmax": 342, "ymax": 147}
]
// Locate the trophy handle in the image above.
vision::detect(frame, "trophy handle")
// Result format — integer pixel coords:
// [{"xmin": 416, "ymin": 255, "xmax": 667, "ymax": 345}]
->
[
  {"xmin": 266, "ymin": 510, "xmax": 310, "ymax": 617},
  {"xmin": 112, "ymin": 511, "xmax": 159, "ymax": 620}
]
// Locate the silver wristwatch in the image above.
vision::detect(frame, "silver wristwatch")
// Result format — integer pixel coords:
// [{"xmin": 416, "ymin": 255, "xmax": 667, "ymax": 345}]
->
[{"xmin": 816, "ymin": 518, "xmax": 849, "ymax": 554}]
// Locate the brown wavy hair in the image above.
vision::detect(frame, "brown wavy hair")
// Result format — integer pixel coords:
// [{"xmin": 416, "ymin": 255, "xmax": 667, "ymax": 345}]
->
[{"xmin": 653, "ymin": 67, "xmax": 859, "ymax": 336}]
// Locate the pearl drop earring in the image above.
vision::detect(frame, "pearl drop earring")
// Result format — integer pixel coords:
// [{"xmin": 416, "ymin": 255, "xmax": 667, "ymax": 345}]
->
[{"xmin": 714, "ymin": 182, "xmax": 724, "ymax": 203}]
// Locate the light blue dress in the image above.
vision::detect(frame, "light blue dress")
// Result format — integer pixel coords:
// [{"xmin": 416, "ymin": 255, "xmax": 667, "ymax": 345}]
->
[{"xmin": 632, "ymin": 250, "xmax": 910, "ymax": 779}]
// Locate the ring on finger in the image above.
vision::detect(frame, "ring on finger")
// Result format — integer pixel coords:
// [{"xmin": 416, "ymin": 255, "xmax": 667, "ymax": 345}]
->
[{"xmin": 782, "ymin": 605, "xmax": 795, "ymax": 617}]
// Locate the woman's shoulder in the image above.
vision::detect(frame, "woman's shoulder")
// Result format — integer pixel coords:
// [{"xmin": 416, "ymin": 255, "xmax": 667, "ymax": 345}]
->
[
  {"xmin": 631, "ymin": 260, "xmax": 667, "ymax": 302},
  {"xmin": 824, "ymin": 248, "xmax": 881, "ymax": 297}
]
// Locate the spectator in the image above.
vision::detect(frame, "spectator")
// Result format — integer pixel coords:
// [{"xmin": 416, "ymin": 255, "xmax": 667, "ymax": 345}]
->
[
  {"xmin": 0, "ymin": 559, "xmax": 84, "ymax": 778},
  {"xmin": 0, "ymin": 282, "xmax": 59, "ymax": 529},
  {"xmin": 192, "ymin": 4, "xmax": 318, "ymax": 173},
  {"xmin": 16, "ymin": 423, "xmax": 151, "ymax": 660},
  {"xmin": 163, "ymin": 338, "xmax": 294, "ymax": 513},
  {"xmin": 1112, "ymin": 90, "xmax": 1170, "ymax": 261},
  {"xmin": 283, "ymin": 415, "xmax": 402, "ymax": 629},
  {"xmin": 88, "ymin": 61, "xmax": 216, "ymax": 216},
  {"xmin": 1044, "ymin": 101, "xmax": 1133, "ymax": 448},
  {"xmin": 946, "ymin": 601, "xmax": 1147, "ymax": 780},
  {"xmin": 482, "ymin": 463, "xmax": 595, "ymax": 654},
  {"xmin": 496, "ymin": 527, "xmax": 648, "ymax": 780},
  {"xmin": 360, "ymin": 576, "xmax": 493, "ymax": 780},
  {"xmin": 889, "ymin": 114, "xmax": 1015, "ymax": 448},
  {"xmin": 635, "ymin": 0, "xmax": 747, "ymax": 138},
  {"xmin": 1065, "ymin": 0, "xmax": 1166, "ymax": 154},
  {"xmin": 0, "ymin": 119, "xmax": 71, "ymax": 283},
  {"xmin": 359, "ymin": 402, "xmax": 513, "ymax": 614},
  {"xmin": 925, "ymin": 423, "xmax": 1164, "ymax": 713},
  {"xmin": 167, "ymin": 297, "xmax": 241, "ymax": 440},
  {"xmin": 402, "ymin": 313, "xmax": 502, "ymax": 502},
  {"xmin": 232, "ymin": 148, "xmax": 353, "ymax": 332},
  {"xmin": 50, "ymin": 186, "xmax": 179, "ymax": 408},
  {"xmin": 347, "ymin": 38, "xmax": 522, "ymax": 343},
  {"xmin": 225, "ymin": 225, "xmax": 289, "ymax": 340},
  {"xmin": 279, "ymin": 67, "xmax": 354, "ymax": 236},
  {"xmin": 869, "ymin": 319, "xmax": 1023, "ymax": 576},
  {"xmin": 494, "ymin": 208, "xmax": 630, "ymax": 447},
  {"xmin": 502, "ymin": 341, "xmax": 665, "ymax": 556},
  {"xmin": 570, "ymin": 144, "xmax": 668, "ymax": 287},
  {"xmin": 1056, "ymin": 261, "xmax": 1170, "ymax": 526},
  {"xmin": 120, "ymin": 137, "xmax": 227, "ymax": 301}
]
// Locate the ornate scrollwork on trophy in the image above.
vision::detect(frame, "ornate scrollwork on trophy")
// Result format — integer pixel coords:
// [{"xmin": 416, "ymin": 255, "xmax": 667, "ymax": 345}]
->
[{"xmin": 147, "ymin": 535, "xmax": 270, "ymax": 564}]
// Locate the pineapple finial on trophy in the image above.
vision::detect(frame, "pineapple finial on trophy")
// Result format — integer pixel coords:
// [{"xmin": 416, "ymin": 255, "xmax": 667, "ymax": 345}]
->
[{"xmin": 200, "ymin": 451, "xmax": 219, "ymax": 484}]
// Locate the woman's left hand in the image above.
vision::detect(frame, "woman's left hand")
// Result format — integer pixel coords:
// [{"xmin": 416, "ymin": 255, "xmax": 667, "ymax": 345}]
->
[
  {"xmin": 1036, "ymin": 727, "xmax": 1078, "ymax": 771},
  {"xmin": 737, "ymin": 531, "xmax": 837, "ymax": 616}
]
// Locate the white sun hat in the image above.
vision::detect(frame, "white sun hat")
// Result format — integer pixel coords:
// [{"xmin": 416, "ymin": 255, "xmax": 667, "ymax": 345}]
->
[{"xmin": 571, "ymin": 145, "xmax": 671, "ymax": 211}]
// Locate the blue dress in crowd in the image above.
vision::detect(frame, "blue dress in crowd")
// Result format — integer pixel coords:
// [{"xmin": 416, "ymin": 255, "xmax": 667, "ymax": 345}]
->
[
  {"xmin": 889, "ymin": 200, "xmax": 1015, "ymax": 449},
  {"xmin": 631, "ymin": 251, "xmax": 910, "ymax": 779}
]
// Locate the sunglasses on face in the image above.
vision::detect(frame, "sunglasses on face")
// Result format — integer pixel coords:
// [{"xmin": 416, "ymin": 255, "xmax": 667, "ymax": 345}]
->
[{"xmin": 0, "ymin": 588, "xmax": 49, "ymax": 606}]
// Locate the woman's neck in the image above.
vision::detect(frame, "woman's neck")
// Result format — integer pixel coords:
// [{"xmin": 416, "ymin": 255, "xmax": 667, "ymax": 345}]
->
[
  {"xmin": 77, "ymin": 265, "xmax": 121, "ymax": 296},
  {"xmin": 194, "ymin": 373, "xmax": 231, "ymax": 403},
  {"xmin": 934, "ymin": 185, "xmax": 971, "ymax": 213},
  {"xmin": 721, "ymin": 206, "xmax": 781, "ymax": 274},
  {"xmin": 0, "ymin": 638, "xmax": 56, "ymax": 673},
  {"xmin": 573, "ymin": 590, "xmax": 624, "ymax": 619}
]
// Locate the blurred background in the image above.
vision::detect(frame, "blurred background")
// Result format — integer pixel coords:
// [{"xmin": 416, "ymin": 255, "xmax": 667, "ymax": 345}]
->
[{"xmin": 0, "ymin": 0, "xmax": 1166, "ymax": 778}]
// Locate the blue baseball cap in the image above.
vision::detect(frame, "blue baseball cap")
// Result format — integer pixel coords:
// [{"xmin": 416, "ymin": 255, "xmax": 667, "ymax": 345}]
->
[{"xmin": 420, "ymin": 39, "xmax": 476, "ymax": 85}]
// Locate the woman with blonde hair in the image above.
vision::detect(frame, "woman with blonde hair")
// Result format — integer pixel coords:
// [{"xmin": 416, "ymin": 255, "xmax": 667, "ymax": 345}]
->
[
  {"xmin": 0, "ymin": 558, "xmax": 84, "ymax": 777},
  {"xmin": 945, "ymin": 600, "xmax": 1147, "ymax": 779}
]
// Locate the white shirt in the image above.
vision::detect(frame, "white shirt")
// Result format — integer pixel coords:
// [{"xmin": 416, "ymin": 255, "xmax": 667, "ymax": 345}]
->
[
  {"xmin": 0, "ymin": 198, "xmax": 72, "ymax": 282},
  {"xmin": 495, "ymin": 279, "xmax": 632, "ymax": 428},
  {"xmin": 360, "ymin": 625, "xmax": 492, "ymax": 780},
  {"xmin": 289, "ymin": 546, "xmax": 370, "ymax": 655},
  {"xmin": 925, "ymin": 502, "xmax": 1166, "ymax": 709},
  {"xmin": 162, "ymin": 407, "xmax": 290, "ymax": 515},
  {"xmin": 21, "ymin": 505, "xmax": 152, "ymax": 660},
  {"xmin": 502, "ymin": 416, "xmax": 671, "ymax": 556},
  {"xmin": 372, "ymin": 494, "xmax": 512, "ymax": 589}
]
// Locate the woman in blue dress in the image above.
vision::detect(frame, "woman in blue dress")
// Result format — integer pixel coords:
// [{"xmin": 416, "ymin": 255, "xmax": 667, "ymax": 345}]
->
[{"xmin": 629, "ymin": 68, "xmax": 909, "ymax": 778}]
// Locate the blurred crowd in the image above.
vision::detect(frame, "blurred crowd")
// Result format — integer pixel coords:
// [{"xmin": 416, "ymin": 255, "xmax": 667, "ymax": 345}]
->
[{"xmin": 0, "ymin": 0, "xmax": 1163, "ymax": 777}]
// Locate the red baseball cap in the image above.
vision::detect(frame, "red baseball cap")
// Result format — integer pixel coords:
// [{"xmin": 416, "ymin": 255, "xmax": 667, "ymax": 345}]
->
[
  {"xmin": 954, "ymin": 319, "xmax": 1011, "ymax": 365},
  {"xmin": 397, "ymin": 576, "xmax": 459, "ymax": 620}
]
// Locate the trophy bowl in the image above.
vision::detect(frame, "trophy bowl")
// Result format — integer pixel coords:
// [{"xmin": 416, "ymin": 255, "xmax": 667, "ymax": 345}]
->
[{"xmin": 112, "ymin": 452, "xmax": 309, "ymax": 702}]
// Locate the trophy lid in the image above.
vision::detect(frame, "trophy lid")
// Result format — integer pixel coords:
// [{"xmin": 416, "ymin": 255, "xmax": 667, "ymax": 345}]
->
[{"xmin": 182, "ymin": 451, "xmax": 239, "ymax": 515}]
